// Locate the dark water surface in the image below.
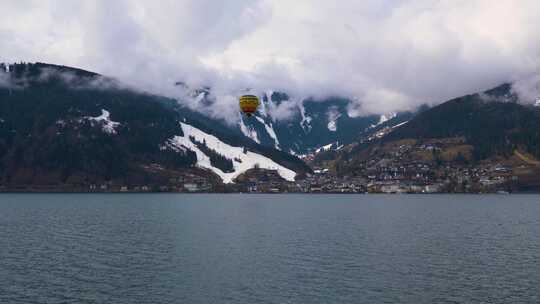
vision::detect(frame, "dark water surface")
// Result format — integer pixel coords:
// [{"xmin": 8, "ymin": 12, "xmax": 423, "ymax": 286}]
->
[{"xmin": 1, "ymin": 194, "xmax": 539, "ymax": 304}]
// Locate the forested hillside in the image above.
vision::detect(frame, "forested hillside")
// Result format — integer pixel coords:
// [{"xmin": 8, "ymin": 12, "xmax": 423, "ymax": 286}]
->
[
  {"xmin": 385, "ymin": 84, "xmax": 540, "ymax": 160},
  {"xmin": 0, "ymin": 63, "xmax": 308, "ymax": 189}
]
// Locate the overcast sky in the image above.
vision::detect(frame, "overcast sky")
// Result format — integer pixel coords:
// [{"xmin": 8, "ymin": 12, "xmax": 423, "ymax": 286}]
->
[{"xmin": 2, "ymin": 0, "xmax": 540, "ymax": 119}]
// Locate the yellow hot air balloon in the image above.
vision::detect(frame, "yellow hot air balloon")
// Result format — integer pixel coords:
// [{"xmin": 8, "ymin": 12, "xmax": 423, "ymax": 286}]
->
[{"xmin": 239, "ymin": 95, "xmax": 260, "ymax": 117}]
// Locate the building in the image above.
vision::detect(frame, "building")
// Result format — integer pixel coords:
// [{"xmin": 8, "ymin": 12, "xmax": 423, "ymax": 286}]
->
[{"xmin": 183, "ymin": 183, "xmax": 199, "ymax": 192}]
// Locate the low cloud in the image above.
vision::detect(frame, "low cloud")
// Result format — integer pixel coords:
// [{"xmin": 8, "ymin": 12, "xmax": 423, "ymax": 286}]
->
[
  {"xmin": 2, "ymin": 0, "xmax": 540, "ymax": 121},
  {"xmin": 266, "ymin": 99, "xmax": 299, "ymax": 122},
  {"xmin": 512, "ymin": 74, "xmax": 540, "ymax": 105},
  {"xmin": 0, "ymin": 64, "xmax": 132, "ymax": 92}
]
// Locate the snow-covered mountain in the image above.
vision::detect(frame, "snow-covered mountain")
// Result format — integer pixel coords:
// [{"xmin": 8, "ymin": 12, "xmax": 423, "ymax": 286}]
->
[{"xmin": 179, "ymin": 88, "xmax": 416, "ymax": 156}]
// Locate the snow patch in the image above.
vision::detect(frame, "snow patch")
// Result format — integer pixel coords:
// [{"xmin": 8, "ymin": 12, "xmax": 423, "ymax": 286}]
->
[
  {"xmin": 315, "ymin": 143, "xmax": 335, "ymax": 153},
  {"xmin": 86, "ymin": 109, "xmax": 120, "ymax": 134},
  {"xmin": 255, "ymin": 116, "xmax": 280, "ymax": 150},
  {"xmin": 392, "ymin": 121, "xmax": 408, "ymax": 128},
  {"xmin": 327, "ymin": 120, "xmax": 337, "ymax": 132},
  {"xmin": 326, "ymin": 106, "xmax": 341, "ymax": 132},
  {"xmin": 169, "ymin": 122, "xmax": 296, "ymax": 183},
  {"xmin": 239, "ymin": 120, "xmax": 260, "ymax": 144},
  {"xmin": 298, "ymin": 101, "xmax": 312, "ymax": 133},
  {"xmin": 535, "ymin": 97, "xmax": 540, "ymax": 107},
  {"xmin": 364, "ymin": 120, "xmax": 409, "ymax": 142}
]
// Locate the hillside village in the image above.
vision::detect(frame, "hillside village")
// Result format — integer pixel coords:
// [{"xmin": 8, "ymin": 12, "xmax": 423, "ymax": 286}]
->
[
  {"xmin": 230, "ymin": 135, "xmax": 539, "ymax": 194},
  {"xmin": 295, "ymin": 136, "xmax": 537, "ymax": 194}
]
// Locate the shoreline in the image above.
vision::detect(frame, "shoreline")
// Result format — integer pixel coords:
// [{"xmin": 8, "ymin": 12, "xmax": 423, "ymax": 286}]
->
[{"xmin": 1, "ymin": 190, "xmax": 537, "ymax": 195}]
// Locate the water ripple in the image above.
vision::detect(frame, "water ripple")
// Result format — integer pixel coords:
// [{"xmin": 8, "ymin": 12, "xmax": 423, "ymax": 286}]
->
[{"xmin": 1, "ymin": 194, "xmax": 540, "ymax": 303}]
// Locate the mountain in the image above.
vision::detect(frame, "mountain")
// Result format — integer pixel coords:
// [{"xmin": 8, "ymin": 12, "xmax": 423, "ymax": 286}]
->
[
  {"xmin": 383, "ymin": 84, "xmax": 540, "ymax": 159},
  {"xmin": 180, "ymin": 87, "xmax": 416, "ymax": 155},
  {"xmin": 330, "ymin": 83, "xmax": 540, "ymax": 163},
  {"xmin": 0, "ymin": 62, "xmax": 309, "ymax": 190},
  {"xmin": 320, "ymin": 83, "xmax": 540, "ymax": 191}
]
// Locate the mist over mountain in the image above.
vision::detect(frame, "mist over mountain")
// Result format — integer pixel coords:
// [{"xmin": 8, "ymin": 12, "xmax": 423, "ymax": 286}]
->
[
  {"xmin": 177, "ymin": 84, "xmax": 416, "ymax": 154},
  {"xmin": 314, "ymin": 82, "xmax": 540, "ymax": 191},
  {"xmin": 2, "ymin": 1, "xmax": 540, "ymax": 192},
  {"xmin": 0, "ymin": 62, "xmax": 309, "ymax": 189},
  {"xmin": 3, "ymin": 1, "xmax": 540, "ymax": 119},
  {"xmin": 384, "ymin": 84, "xmax": 540, "ymax": 159}
]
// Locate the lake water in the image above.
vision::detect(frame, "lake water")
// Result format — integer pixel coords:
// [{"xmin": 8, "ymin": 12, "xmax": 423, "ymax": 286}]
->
[{"xmin": 1, "ymin": 194, "xmax": 539, "ymax": 304}]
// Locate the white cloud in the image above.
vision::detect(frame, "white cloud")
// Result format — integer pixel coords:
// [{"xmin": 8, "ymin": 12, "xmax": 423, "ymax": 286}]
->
[
  {"xmin": 512, "ymin": 73, "xmax": 540, "ymax": 104},
  {"xmin": 2, "ymin": 0, "xmax": 540, "ymax": 119}
]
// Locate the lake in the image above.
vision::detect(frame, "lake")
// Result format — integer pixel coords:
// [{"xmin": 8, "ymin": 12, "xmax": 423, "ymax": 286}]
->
[{"xmin": 1, "ymin": 194, "xmax": 539, "ymax": 303}]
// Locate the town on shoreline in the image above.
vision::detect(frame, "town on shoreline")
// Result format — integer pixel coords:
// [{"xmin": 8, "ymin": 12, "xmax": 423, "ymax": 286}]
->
[{"xmin": 0, "ymin": 162, "xmax": 522, "ymax": 194}]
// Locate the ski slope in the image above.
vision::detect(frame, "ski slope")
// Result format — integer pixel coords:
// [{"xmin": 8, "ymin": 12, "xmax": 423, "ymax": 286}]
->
[{"xmin": 169, "ymin": 122, "xmax": 297, "ymax": 183}]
